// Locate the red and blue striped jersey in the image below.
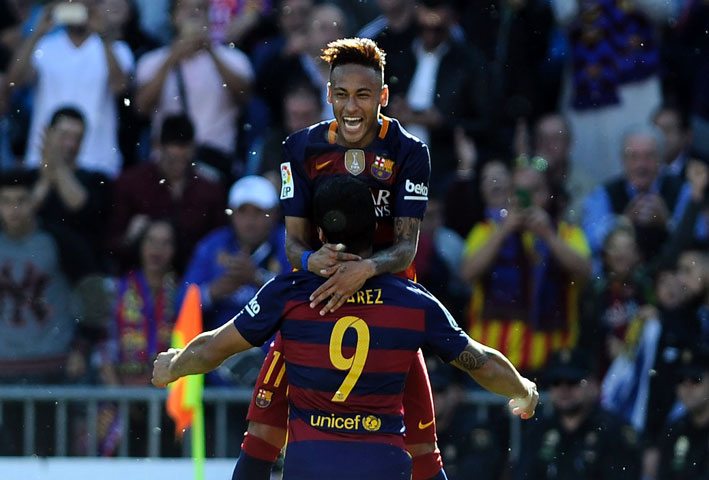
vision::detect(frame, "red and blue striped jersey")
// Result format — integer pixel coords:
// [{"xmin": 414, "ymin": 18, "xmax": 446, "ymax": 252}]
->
[
  {"xmin": 278, "ymin": 116, "xmax": 430, "ymax": 250},
  {"xmin": 232, "ymin": 270, "xmax": 468, "ymax": 479}
]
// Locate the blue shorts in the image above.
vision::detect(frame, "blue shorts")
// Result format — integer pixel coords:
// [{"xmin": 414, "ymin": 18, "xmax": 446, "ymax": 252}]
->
[{"xmin": 283, "ymin": 440, "xmax": 412, "ymax": 480}]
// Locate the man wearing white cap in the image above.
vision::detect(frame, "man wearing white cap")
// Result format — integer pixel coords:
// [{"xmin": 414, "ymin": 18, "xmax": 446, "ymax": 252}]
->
[{"xmin": 178, "ymin": 175, "xmax": 290, "ymax": 385}]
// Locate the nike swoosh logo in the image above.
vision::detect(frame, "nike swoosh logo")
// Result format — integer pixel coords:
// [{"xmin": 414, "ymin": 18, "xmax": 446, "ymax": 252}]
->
[
  {"xmin": 315, "ymin": 160, "xmax": 333, "ymax": 170},
  {"xmin": 418, "ymin": 419, "xmax": 435, "ymax": 430}
]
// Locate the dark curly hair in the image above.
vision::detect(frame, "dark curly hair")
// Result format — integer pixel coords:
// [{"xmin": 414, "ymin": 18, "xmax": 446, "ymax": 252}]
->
[{"xmin": 320, "ymin": 37, "xmax": 386, "ymax": 85}]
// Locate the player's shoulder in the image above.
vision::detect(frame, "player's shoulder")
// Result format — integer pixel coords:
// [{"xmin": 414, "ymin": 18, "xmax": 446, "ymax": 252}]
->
[
  {"xmin": 373, "ymin": 275, "xmax": 441, "ymax": 308},
  {"xmin": 284, "ymin": 121, "xmax": 332, "ymax": 151},
  {"xmin": 385, "ymin": 116, "xmax": 429, "ymax": 152},
  {"xmin": 265, "ymin": 270, "xmax": 325, "ymax": 295}
]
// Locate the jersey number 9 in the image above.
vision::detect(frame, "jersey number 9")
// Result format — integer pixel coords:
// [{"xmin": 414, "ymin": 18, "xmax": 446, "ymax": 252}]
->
[{"xmin": 329, "ymin": 316, "xmax": 370, "ymax": 402}]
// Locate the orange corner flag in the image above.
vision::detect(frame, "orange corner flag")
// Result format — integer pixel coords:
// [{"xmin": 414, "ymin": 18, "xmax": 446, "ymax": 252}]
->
[{"xmin": 166, "ymin": 284, "xmax": 205, "ymax": 480}]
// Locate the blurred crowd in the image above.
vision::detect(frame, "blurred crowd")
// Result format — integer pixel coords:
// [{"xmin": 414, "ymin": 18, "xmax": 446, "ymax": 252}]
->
[{"xmin": 0, "ymin": 0, "xmax": 708, "ymax": 478}]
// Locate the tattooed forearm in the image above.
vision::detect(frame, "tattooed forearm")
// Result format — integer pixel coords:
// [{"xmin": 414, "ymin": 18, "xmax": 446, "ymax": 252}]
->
[
  {"xmin": 452, "ymin": 343, "xmax": 490, "ymax": 372},
  {"xmin": 368, "ymin": 217, "xmax": 420, "ymax": 275}
]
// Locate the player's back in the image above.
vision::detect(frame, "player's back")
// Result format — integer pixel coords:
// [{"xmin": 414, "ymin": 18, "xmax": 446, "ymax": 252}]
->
[
  {"xmin": 276, "ymin": 271, "xmax": 461, "ymax": 480},
  {"xmin": 234, "ymin": 269, "xmax": 467, "ymax": 479}
]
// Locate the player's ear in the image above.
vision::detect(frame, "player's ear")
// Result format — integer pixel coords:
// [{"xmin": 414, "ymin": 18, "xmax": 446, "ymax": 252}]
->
[
  {"xmin": 380, "ymin": 85, "xmax": 389, "ymax": 108},
  {"xmin": 327, "ymin": 82, "xmax": 333, "ymax": 105},
  {"xmin": 317, "ymin": 227, "xmax": 327, "ymax": 244}
]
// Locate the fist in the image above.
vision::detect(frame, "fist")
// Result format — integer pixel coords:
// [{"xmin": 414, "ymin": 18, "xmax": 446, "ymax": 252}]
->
[{"xmin": 152, "ymin": 348, "xmax": 180, "ymax": 387}]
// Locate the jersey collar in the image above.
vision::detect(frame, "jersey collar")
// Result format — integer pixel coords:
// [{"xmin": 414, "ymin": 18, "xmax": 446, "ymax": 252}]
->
[{"xmin": 327, "ymin": 115, "xmax": 391, "ymax": 144}]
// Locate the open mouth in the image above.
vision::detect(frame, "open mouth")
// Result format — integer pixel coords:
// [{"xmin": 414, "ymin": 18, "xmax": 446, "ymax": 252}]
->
[{"xmin": 342, "ymin": 116, "xmax": 363, "ymax": 134}]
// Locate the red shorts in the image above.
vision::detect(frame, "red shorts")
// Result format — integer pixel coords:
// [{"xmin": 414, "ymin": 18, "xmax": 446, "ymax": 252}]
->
[{"xmin": 246, "ymin": 333, "xmax": 437, "ymax": 445}]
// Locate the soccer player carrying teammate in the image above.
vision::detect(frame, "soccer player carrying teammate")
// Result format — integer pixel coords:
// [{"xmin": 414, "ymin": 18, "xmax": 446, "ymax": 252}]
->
[
  {"xmin": 245, "ymin": 37, "xmax": 448, "ymax": 480},
  {"xmin": 152, "ymin": 176, "xmax": 539, "ymax": 480}
]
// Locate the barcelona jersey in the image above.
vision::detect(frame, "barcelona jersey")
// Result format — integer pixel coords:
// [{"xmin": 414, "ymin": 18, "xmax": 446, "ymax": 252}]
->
[
  {"xmin": 232, "ymin": 271, "xmax": 469, "ymax": 480},
  {"xmin": 278, "ymin": 116, "xmax": 430, "ymax": 249}
]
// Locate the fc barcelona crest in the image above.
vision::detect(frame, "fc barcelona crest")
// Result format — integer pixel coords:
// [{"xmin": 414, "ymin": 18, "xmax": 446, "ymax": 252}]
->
[
  {"xmin": 255, "ymin": 388, "xmax": 273, "ymax": 408},
  {"xmin": 371, "ymin": 155, "xmax": 394, "ymax": 180},
  {"xmin": 344, "ymin": 149, "xmax": 365, "ymax": 176}
]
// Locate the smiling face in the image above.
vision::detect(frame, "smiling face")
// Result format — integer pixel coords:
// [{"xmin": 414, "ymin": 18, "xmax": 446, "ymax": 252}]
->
[{"xmin": 328, "ymin": 63, "xmax": 388, "ymax": 148}]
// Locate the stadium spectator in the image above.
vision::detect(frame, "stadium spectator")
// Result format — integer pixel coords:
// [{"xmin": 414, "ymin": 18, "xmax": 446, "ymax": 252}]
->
[
  {"xmin": 135, "ymin": 0, "xmax": 254, "ymax": 182},
  {"xmin": 29, "ymin": 106, "xmax": 112, "ymax": 268},
  {"xmin": 256, "ymin": 3, "xmax": 348, "ymax": 124},
  {"xmin": 384, "ymin": 0, "xmax": 489, "ymax": 189},
  {"xmin": 513, "ymin": 349, "xmax": 641, "ymax": 479},
  {"xmin": 248, "ymin": 0, "xmax": 313, "ymax": 76},
  {"xmin": 255, "ymin": 81, "xmax": 322, "ymax": 177},
  {"xmin": 578, "ymin": 223, "xmax": 654, "ymax": 377},
  {"xmin": 443, "ymin": 127, "xmax": 485, "ymax": 239},
  {"xmin": 461, "ymin": 162, "xmax": 591, "ymax": 374},
  {"xmin": 427, "ymin": 356, "xmax": 509, "ymax": 480},
  {"xmin": 462, "ymin": 0, "xmax": 556, "ymax": 150},
  {"xmin": 656, "ymin": 347, "xmax": 709, "ymax": 479},
  {"xmin": 0, "ymin": 169, "xmax": 97, "ymax": 455},
  {"xmin": 97, "ymin": 218, "xmax": 180, "ymax": 457},
  {"xmin": 179, "ymin": 174, "xmax": 288, "ymax": 348},
  {"xmin": 106, "ymin": 114, "xmax": 226, "ymax": 274},
  {"xmin": 581, "ymin": 125, "xmax": 692, "ymax": 272},
  {"xmin": 356, "ymin": 0, "xmax": 417, "ymax": 97},
  {"xmin": 552, "ymin": 0, "xmax": 671, "ymax": 188},
  {"xmin": 652, "ymin": 105, "xmax": 693, "ymax": 178},
  {"xmin": 207, "ymin": 0, "xmax": 273, "ymax": 49},
  {"xmin": 6, "ymin": 0, "xmax": 134, "ymax": 178}
]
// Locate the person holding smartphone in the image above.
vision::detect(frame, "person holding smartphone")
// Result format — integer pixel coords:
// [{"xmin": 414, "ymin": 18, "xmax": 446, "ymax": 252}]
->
[
  {"xmin": 460, "ymin": 161, "xmax": 592, "ymax": 377},
  {"xmin": 6, "ymin": 0, "xmax": 133, "ymax": 178}
]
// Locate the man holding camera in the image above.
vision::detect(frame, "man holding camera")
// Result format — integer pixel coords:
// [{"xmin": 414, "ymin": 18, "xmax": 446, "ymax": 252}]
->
[{"xmin": 7, "ymin": 0, "xmax": 133, "ymax": 178}]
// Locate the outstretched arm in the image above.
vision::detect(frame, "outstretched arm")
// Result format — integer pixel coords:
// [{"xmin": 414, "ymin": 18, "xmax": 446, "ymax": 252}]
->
[
  {"xmin": 451, "ymin": 338, "xmax": 539, "ymax": 419},
  {"xmin": 152, "ymin": 322, "xmax": 253, "ymax": 386}
]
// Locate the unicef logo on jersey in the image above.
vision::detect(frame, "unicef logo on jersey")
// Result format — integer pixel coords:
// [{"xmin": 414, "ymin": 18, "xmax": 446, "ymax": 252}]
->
[
  {"xmin": 362, "ymin": 415, "xmax": 381, "ymax": 432},
  {"xmin": 370, "ymin": 155, "xmax": 394, "ymax": 180}
]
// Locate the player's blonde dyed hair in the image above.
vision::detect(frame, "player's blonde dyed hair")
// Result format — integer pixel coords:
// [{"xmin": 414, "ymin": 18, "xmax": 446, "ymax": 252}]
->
[{"xmin": 321, "ymin": 37, "xmax": 386, "ymax": 85}]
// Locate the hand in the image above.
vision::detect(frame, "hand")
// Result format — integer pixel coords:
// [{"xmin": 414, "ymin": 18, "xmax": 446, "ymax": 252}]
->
[
  {"xmin": 152, "ymin": 348, "xmax": 181, "ymax": 387},
  {"xmin": 39, "ymin": 127, "xmax": 60, "ymax": 178},
  {"xmin": 124, "ymin": 214, "xmax": 150, "ymax": 244},
  {"xmin": 509, "ymin": 379, "xmax": 538, "ymax": 419},
  {"xmin": 513, "ymin": 117, "xmax": 530, "ymax": 158},
  {"xmin": 65, "ymin": 349, "xmax": 86, "ymax": 379},
  {"xmin": 309, "ymin": 260, "xmax": 375, "ymax": 316},
  {"xmin": 307, "ymin": 243, "xmax": 361, "ymax": 276},
  {"xmin": 523, "ymin": 206, "xmax": 554, "ymax": 239},
  {"xmin": 625, "ymin": 194, "xmax": 669, "ymax": 227},
  {"xmin": 226, "ymin": 253, "xmax": 258, "ymax": 286},
  {"xmin": 454, "ymin": 126, "xmax": 477, "ymax": 173},
  {"xmin": 687, "ymin": 159, "xmax": 709, "ymax": 202},
  {"xmin": 168, "ymin": 34, "xmax": 204, "ymax": 64},
  {"xmin": 500, "ymin": 208, "xmax": 524, "ymax": 235},
  {"xmin": 35, "ymin": 3, "xmax": 57, "ymax": 37}
]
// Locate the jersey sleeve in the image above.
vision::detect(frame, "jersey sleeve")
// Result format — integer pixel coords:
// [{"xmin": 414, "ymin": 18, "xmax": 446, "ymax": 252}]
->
[
  {"xmin": 393, "ymin": 141, "xmax": 431, "ymax": 219},
  {"xmin": 231, "ymin": 277, "xmax": 288, "ymax": 347},
  {"xmin": 420, "ymin": 288, "xmax": 469, "ymax": 362},
  {"xmin": 279, "ymin": 135, "xmax": 312, "ymax": 218}
]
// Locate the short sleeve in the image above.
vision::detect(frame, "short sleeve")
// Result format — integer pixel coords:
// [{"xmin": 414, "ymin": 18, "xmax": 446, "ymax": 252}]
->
[
  {"xmin": 463, "ymin": 222, "xmax": 493, "ymax": 257},
  {"xmin": 421, "ymin": 290, "xmax": 469, "ymax": 362},
  {"xmin": 279, "ymin": 137, "xmax": 312, "ymax": 217},
  {"xmin": 214, "ymin": 45, "xmax": 254, "ymax": 81},
  {"xmin": 232, "ymin": 277, "xmax": 288, "ymax": 346},
  {"xmin": 111, "ymin": 40, "xmax": 135, "ymax": 74},
  {"xmin": 393, "ymin": 142, "xmax": 431, "ymax": 219},
  {"xmin": 135, "ymin": 47, "xmax": 168, "ymax": 86}
]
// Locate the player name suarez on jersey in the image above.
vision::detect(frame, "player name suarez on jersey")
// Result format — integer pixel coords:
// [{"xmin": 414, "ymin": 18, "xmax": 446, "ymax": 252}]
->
[{"xmin": 346, "ymin": 288, "xmax": 383, "ymax": 305}]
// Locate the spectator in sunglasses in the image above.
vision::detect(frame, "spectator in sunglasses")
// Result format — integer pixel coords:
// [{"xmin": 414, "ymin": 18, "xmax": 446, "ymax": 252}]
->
[
  {"xmin": 656, "ymin": 347, "xmax": 709, "ymax": 480},
  {"xmin": 513, "ymin": 349, "xmax": 641, "ymax": 480}
]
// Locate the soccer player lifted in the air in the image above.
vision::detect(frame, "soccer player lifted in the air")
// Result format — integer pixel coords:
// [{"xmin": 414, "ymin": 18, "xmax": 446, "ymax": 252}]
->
[
  {"xmin": 242, "ymin": 36, "xmax": 445, "ymax": 480},
  {"xmin": 152, "ymin": 175, "xmax": 539, "ymax": 480}
]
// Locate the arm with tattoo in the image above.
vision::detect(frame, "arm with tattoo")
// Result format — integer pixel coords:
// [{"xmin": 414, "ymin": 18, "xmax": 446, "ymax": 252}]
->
[
  {"xmin": 452, "ymin": 338, "xmax": 538, "ymax": 414},
  {"xmin": 366, "ymin": 217, "xmax": 420, "ymax": 275}
]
